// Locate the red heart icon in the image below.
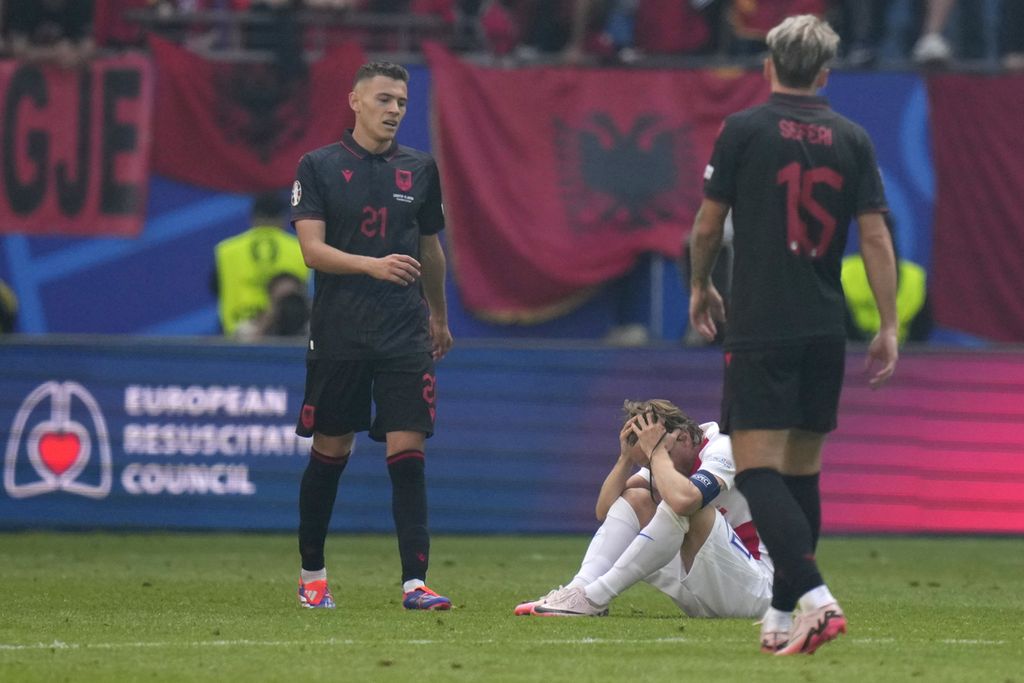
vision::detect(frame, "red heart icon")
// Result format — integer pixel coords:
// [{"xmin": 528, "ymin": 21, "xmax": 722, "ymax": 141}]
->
[{"xmin": 39, "ymin": 432, "xmax": 81, "ymax": 475}]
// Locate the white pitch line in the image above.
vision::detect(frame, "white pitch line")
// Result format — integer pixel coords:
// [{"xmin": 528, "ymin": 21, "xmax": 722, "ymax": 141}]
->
[{"xmin": 0, "ymin": 636, "xmax": 1011, "ymax": 652}]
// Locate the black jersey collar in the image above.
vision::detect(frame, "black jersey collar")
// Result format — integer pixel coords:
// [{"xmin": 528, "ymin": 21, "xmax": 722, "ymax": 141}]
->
[
  {"xmin": 340, "ymin": 129, "xmax": 399, "ymax": 161},
  {"xmin": 770, "ymin": 92, "xmax": 830, "ymax": 110}
]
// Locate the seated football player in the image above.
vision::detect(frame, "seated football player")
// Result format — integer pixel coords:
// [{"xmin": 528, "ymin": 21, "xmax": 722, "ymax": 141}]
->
[{"xmin": 515, "ymin": 399, "xmax": 776, "ymax": 642}]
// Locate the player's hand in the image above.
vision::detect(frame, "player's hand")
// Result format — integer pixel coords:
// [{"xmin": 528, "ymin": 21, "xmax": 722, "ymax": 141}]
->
[
  {"xmin": 629, "ymin": 413, "xmax": 679, "ymax": 462},
  {"xmin": 619, "ymin": 421, "xmax": 644, "ymax": 465},
  {"xmin": 369, "ymin": 254, "xmax": 421, "ymax": 285},
  {"xmin": 865, "ymin": 328, "xmax": 898, "ymax": 389},
  {"xmin": 689, "ymin": 283, "xmax": 725, "ymax": 342},
  {"xmin": 429, "ymin": 315, "xmax": 453, "ymax": 361}
]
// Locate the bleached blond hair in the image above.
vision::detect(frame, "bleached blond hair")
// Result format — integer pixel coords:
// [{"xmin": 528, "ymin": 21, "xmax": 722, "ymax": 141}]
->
[{"xmin": 766, "ymin": 14, "xmax": 839, "ymax": 89}]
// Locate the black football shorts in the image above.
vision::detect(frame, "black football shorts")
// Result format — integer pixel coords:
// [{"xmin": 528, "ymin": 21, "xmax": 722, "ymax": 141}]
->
[
  {"xmin": 296, "ymin": 353, "xmax": 437, "ymax": 441},
  {"xmin": 721, "ymin": 339, "xmax": 845, "ymax": 434}
]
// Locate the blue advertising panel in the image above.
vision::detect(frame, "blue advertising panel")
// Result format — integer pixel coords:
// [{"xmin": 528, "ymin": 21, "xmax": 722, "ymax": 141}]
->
[
  {"xmin": 5, "ymin": 340, "xmax": 1024, "ymax": 535},
  {"xmin": 1, "ymin": 340, "xmax": 313, "ymax": 530},
  {"xmin": 0, "ymin": 339, "xmax": 726, "ymax": 534}
]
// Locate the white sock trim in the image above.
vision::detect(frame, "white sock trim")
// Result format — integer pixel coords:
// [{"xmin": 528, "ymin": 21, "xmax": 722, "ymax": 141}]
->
[
  {"xmin": 301, "ymin": 568, "xmax": 327, "ymax": 583},
  {"xmin": 607, "ymin": 496, "xmax": 641, "ymax": 528},
  {"xmin": 656, "ymin": 500, "xmax": 690, "ymax": 534},
  {"xmin": 762, "ymin": 606, "xmax": 793, "ymax": 632},
  {"xmin": 798, "ymin": 585, "xmax": 836, "ymax": 611}
]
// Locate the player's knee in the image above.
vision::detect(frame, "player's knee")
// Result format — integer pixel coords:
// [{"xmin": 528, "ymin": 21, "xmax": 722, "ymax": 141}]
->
[
  {"xmin": 385, "ymin": 430, "xmax": 426, "ymax": 456},
  {"xmin": 621, "ymin": 487, "xmax": 656, "ymax": 524},
  {"xmin": 313, "ymin": 432, "xmax": 355, "ymax": 458}
]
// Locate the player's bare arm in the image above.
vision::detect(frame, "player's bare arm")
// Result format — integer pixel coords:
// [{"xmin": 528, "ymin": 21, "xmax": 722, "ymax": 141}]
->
[
  {"xmin": 594, "ymin": 421, "xmax": 649, "ymax": 520},
  {"xmin": 294, "ymin": 218, "xmax": 421, "ymax": 285},
  {"xmin": 857, "ymin": 211, "xmax": 899, "ymax": 389},
  {"xmin": 630, "ymin": 415, "xmax": 706, "ymax": 517},
  {"xmin": 419, "ymin": 234, "xmax": 453, "ymax": 360},
  {"xmin": 688, "ymin": 199, "xmax": 730, "ymax": 341}
]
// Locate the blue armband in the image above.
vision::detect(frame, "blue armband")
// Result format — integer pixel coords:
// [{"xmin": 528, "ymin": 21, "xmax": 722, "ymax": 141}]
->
[{"xmin": 688, "ymin": 470, "xmax": 721, "ymax": 508}]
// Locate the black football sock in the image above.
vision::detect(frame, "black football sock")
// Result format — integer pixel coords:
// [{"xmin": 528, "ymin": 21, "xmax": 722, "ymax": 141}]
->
[
  {"xmin": 387, "ymin": 450, "xmax": 430, "ymax": 584},
  {"xmin": 298, "ymin": 448, "xmax": 349, "ymax": 571},
  {"xmin": 783, "ymin": 472, "xmax": 822, "ymax": 550},
  {"xmin": 735, "ymin": 467, "xmax": 823, "ymax": 612}
]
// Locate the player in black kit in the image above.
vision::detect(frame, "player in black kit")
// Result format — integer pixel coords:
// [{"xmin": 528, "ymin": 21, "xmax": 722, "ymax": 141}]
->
[
  {"xmin": 688, "ymin": 15, "xmax": 898, "ymax": 655},
  {"xmin": 290, "ymin": 62, "xmax": 453, "ymax": 611}
]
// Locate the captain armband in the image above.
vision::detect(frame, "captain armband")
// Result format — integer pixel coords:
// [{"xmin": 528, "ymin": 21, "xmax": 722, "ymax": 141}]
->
[{"xmin": 688, "ymin": 470, "xmax": 721, "ymax": 508}]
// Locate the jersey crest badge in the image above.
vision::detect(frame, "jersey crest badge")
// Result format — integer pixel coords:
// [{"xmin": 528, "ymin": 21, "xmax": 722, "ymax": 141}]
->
[
  {"xmin": 395, "ymin": 169, "xmax": 413, "ymax": 192},
  {"xmin": 291, "ymin": 180, "xmax": 302, "ymax": 207}
]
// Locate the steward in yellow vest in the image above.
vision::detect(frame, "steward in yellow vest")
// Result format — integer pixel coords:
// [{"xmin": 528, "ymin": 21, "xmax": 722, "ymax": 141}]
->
[
  {"xmin": 842, "ymin": 255, "xmax": 927, "ymax": 343},
  {"xmin": 215, "ymin": 194, "xmax": 309, "ymax": 336}
]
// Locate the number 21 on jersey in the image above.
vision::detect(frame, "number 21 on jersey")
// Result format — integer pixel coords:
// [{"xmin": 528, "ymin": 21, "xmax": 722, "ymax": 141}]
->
[{"xmin": 360, "ymin": 206, "xmax": 388, "ymax": 239}]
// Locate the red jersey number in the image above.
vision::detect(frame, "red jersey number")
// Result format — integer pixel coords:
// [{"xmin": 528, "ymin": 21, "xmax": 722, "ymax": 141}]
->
[
  {"xmin": 776, "ymin": 162, "xmax": 843, "ymax": 259},
  {"xmin": 360, "ymin": 206, "xmax": 388, "ymax": 239}
]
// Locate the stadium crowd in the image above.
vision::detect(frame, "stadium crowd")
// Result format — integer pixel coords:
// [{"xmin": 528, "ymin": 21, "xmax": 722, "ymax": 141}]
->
[{"xmin": 1, "ymin": 0, "xmax": 1022, "ymax": 70}]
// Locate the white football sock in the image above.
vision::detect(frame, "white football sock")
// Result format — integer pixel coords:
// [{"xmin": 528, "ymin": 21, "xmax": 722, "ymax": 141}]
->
[
  {"xmin": 762, "ymin": 606, "xmax": 793, "ymax": 633},
  {"xmin": 797, "ymin": 584, "xmax": 837, "ymax": 611},
  {"xmin": 584, "ymin": 501, "xmax": 689, "ymax": 606},
  {"xmin": 301, "ymin": 568, "xmax": 327, "ymax": 583},
  {"xmin": 567, "ymin": 497, "xmax": 642, "ymax": 589}
]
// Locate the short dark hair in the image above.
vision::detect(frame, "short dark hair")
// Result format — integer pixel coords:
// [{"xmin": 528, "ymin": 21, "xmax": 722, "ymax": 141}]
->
[
  {"xmin": 353, "ymin": 62, "xmax": 409, "ymax": 88},
  {"xmin": 252, "ymin": 192, "xmax": 286, "ymax": 222}
]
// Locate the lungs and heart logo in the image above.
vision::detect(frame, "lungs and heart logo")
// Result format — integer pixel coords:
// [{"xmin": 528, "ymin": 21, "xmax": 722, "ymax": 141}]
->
[{"xmin": 4, "ymin": 381, "xmax": 112, "ymax": 499}]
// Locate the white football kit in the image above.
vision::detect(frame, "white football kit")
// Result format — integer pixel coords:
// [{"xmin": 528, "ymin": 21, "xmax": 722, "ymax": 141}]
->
[{"xmin": 638, "ymin": 422, "xmax": 773, "ymax": 618}]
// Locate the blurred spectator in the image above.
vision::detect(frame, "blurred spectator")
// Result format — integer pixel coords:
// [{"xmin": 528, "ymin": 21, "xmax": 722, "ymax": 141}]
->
[
  {"xmin": 725, "ymin": 0, "xmax": 827, "ymax": 55},
  {"xmin": 4, "ymin": 0, "xmax": 96, "ymax": 68},
  {"xmin": 565, "ymin": 0, "xmax": 717, "ymax": 64},
  {"xmin": 411, "ymin": 0, "xmax": 457, "ymax": 23},
  {"xmin": 999, "ymin": 0, "xmax": 1024, "ymax": 71},
  {"xmin": 909, "ymin": 0, "xmax": 990, "ymax": 65},
  {"xmin": 302, "ymin": 0, "xmax": 366, "ymax": 8},
  {"xmin": 911, "ymin": 0, "xmax": 956, "ymax": 64},
  {"xmin": 604, "ymin": 254, "xmax": 653, "ymax": 347},
  {"xmin": 479, "ymin": 0, "xmax": 520, "ymax": 56},
  {"xmin": 842, "ymin": 214, "xmax": 931, "ymax": 344},
  {"xmin": 513, "ymin": 0, "xmax": 577, "ymax": 58},
  {"xmin": 632, "ymin": 0, "xmax": 717, "ymax": 59},
  {"xmin": 93, "ymin": 0, "xmax": 151, "ymax": 49},
  {"xmin": 212, "ymin": 192, "xmax": 310, "ymax": 338},
  {"xmin": 246, "ymin": 0, "xmax": 307, "ymax": 79},
  {"xmin": 0, "ymin": 279, "xmax": 18, "ymax": 334},
  {"xmin": 235, "ymin": 272, "xmax": 311, "ymax": 340},
  {"xmin": 831, "ymin": 0, "xmax": 889, "ymax": 67}
]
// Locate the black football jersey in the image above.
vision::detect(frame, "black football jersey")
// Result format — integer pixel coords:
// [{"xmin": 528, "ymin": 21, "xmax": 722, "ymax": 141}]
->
[
  {"xmin": 291, "ymin": 130, "xmax": 445, "ymax": 359},
  {"xmin": 704, "ymin": 93, "xmax": 887, "ymax": 349}
]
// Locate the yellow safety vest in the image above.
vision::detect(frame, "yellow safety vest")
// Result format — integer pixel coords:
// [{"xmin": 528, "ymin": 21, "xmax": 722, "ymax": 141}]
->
[
  {"xmin": 215, "ymin": 225, "xmax": 308, "ymax": 335},
  {"xmin": 841, "ymin": 254, "xmax": 926, "ymax": 343}
]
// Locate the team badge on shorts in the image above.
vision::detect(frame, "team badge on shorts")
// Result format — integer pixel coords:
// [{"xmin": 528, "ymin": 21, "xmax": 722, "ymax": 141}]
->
[
  {"xmin": 291, "ymin": 180, "xmax": 302, "ymax": 207},
  {"xmin": 301, "ymin": 404, "xmax": 315, "ymax": 430}
]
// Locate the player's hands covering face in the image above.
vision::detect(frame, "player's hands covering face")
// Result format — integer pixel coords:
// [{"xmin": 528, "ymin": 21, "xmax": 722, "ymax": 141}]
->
[{"xmin": 628, "ymin": 413, "xmax": 680, "ymax": 465}]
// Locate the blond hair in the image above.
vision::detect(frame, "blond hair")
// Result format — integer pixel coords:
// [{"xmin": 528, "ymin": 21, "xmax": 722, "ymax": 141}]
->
[
  {"xmin": 766, "ymin": 14, "xmax": 839, "ymax": 88},
  {"xmin": 622, "ymin": 399, "xmax": 704, "ymax": 447}
]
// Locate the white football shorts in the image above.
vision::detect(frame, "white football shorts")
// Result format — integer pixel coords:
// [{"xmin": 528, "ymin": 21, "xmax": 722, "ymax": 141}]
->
[{"xmin": 644, "ymin": 510, "xmax": 773, "ymax": 618}]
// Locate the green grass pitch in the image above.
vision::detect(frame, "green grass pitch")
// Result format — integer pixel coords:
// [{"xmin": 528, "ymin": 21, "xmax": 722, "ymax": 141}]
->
[{"xmin": 1, "ymin": 533, "xmax": 1022, "ymax": 682}]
